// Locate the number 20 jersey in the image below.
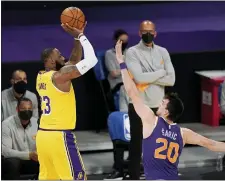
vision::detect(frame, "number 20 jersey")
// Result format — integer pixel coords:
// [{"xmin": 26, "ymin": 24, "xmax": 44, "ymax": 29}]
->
[
  {"xmin": 142, "ymin": 117, "xmax": 183, "ymax": 180},
  {"xmin": 36, "ymin": 70, "xmax": 76, "ymax": 130}
]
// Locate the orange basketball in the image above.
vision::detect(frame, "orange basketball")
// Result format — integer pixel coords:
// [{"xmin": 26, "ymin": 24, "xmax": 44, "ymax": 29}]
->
[{"xmin": 60, "ymin": 7, "xmax": 85, "ymax": 30}]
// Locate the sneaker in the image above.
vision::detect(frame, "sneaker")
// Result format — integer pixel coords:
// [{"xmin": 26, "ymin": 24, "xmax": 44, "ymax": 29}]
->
[{"xmin": 104, "ymin": 171, "xmax": 123, "ymax": 180}]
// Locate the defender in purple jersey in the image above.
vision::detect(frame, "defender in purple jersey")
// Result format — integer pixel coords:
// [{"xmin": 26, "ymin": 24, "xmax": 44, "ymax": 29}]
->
[{"xmin": 115, "ymin": 40, "xmax": 225, "ymax": 180}]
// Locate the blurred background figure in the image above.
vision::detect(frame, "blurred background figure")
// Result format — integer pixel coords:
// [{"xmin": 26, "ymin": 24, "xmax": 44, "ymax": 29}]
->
[
  {"xmin": 2, "ymin": 98, "xmax": 39, "ymax": 180},
  {"xmin": 220, "ymin": 80, "xmax": 225, "ymax": 116},
  {"xmin": 104, "ymin": 29, "xmax": 129, "ymax": 111},
  {"xmin": 105, "ymin": 29, "xmax": 129, "ymax": 92},
  {"xmin": 1, "ymin": 70, "xmax": 39, "ymax": 121},
  {"xmin": 104, "ymin": 29, "xmax": 130, "ymax": 180},
  {"xmin": 119, "ymin": 85, "xmax": 129, "ymax": 113}
]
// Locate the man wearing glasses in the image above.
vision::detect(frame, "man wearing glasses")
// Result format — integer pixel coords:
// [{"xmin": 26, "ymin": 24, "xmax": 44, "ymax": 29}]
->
[{"xmin": 125, "ymin": 20, "xmax": 175, "ymax": 179}]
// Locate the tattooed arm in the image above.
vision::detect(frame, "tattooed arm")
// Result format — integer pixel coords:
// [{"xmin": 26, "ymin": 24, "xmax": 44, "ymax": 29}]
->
[
  {"xmin": 182, "ymin": 128, "xmax": 225, "ymax": 152},
  {"xmin": 53, "ymin": 34, "xmax": 98, "ymax": 84},
  {"xmin": 66, "ymin": 40, "xmax": 82, "ymax": 65}
]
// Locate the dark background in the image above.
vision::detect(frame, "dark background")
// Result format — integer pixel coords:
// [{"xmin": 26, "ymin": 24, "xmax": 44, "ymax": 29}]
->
[{"xmin": 2, "ymin": 1, "xmax": 225, "ymax": 130}]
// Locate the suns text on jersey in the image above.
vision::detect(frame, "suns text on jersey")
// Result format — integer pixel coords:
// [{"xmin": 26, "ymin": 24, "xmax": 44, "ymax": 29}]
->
[
  {"xmin": 161, "ymin": 128, "xmax": 177, "ymax": 141},
  {"xmin": 38, "ymin": 83, "xmax": 47, "ymax": 90}
]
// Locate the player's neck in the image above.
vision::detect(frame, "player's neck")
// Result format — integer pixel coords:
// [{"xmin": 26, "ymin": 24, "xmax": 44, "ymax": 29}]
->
[
  {"xmin": 45, "ymin": 67, "xmax": 55, "ymax": 71},
  {"xmin": 144, "ymin": 42, "xmax": 153, "ymax": 47},
  {"xmin": 163, "ymin": 116, "xmax": 174, "ymax": 124}
]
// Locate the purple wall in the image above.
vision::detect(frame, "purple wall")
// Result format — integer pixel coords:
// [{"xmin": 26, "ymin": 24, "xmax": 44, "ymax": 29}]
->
[{"xmin": 2, "ymin": 2, "xmax": 225, "ymax": 62}]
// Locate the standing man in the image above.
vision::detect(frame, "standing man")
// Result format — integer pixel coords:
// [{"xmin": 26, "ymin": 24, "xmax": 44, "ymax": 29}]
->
[{"xmin": 125, "ymin": 20, "xmax": 175, "ymax": 179}]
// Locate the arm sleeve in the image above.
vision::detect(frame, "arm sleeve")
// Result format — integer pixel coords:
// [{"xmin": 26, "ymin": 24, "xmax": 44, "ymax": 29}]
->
[{"xmin": 73, "ymin": 35, "xmax": 98, "ymax": 75}]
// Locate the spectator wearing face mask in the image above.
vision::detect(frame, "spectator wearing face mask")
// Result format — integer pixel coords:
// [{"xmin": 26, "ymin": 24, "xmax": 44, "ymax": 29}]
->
[
  {"xmin": 1, "ymin": 70, "xmax": 39, "ymax": 121},
  {"xmin": 2, "ymin": 97, "xmax": 39, "ymax": 180},
  {"xmin": 105, "ymin": 29, "xmax": 129, "ymax": 95}
]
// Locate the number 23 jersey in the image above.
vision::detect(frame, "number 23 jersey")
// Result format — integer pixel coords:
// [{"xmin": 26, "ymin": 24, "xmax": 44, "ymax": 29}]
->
[
  {"xmin": 36, "ymin": 70, "xmax": 76, "ymax": 130},
  {"xmin": 142, "ymin": 117, "xmax": 183, "ymax": 180}
]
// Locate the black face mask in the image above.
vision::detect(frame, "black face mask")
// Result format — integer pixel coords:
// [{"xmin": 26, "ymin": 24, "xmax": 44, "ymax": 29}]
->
[
  {"xmin": 18, "ymin": 110, "xmax": 33, "ymax": 120},
  {"xmin": 122, "ymin": 42, "xmax": 128, "ymax": 52},
  {"xmin": 141, "ymin": 33, "xmax": 154, "ymax": 44},
  {"xmin": 13, "ymin": 81, "xmax": 27, "ymax": 94}
]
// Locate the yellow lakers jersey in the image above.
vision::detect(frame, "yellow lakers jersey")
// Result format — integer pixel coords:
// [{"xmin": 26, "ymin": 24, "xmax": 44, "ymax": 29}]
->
[{"xmin": 36, "ymin": 70, "xmax": 76, "ymax": 130}]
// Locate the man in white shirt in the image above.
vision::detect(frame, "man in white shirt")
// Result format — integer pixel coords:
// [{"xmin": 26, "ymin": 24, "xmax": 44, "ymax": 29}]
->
[
  {"xmin": 2, "ymin": 70, "xmax": 39, "ymax": 121},
  {"xmin": 2, "ymin": 97, "xmax": 39, "ymax": 179}
]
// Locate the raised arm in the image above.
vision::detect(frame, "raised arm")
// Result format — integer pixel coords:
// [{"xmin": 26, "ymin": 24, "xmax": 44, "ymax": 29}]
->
[
  {"xmin": 66, "ymin": 40, "xmax": 82, "ymax": 65},
  {"xmin": 63, "ymin": 22, "xmax": 87, "ymax": 66},
  {"xmin": 125, "ymin": 49, "xmax": 166, "ymax": 84},
  {"xmin": 116, "ymin": 40, "xmax": 156, "ymax": 126},
  {"xmin": 53, "ymin": 32, "xmax": 98, "ymax": 84},
  {"xmin": 154, "ymin": 48, "xmax": 175, "ymax": 86},
  {"xmin": 182, "ymin": 128, "xmax": 225, "ymax": 152}
]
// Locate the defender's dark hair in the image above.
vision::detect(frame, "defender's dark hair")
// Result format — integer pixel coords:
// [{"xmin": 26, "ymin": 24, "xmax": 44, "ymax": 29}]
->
[
  {"xmin": 164, "ymin": 92, "xmax": 184, "ymax": 122},
  {"xmin": 41, "ymin": 48, "xmax": 55, "ymax": 62},
  {"xmin": 17, "ymin": 97, "xmax": 32, "ymax": 107},
  {"xmin": 113, "ymin": 29, "xmax": 128, "ymax": 41}
]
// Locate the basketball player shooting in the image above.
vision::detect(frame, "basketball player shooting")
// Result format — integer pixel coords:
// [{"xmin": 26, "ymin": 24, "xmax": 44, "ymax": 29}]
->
[
  {"xmin": 115, "ymin": 40, "xmax": 225, "ymax": 180},
  {"xmin": 36, "ymin": 21, "xmax": 97, "ymax": 180}
]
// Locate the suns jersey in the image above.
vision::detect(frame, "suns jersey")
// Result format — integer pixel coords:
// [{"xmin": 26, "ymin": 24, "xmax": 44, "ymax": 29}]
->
[
  {"xmin": 36, "ymin": 70, "xmax": 76, "ymax": 130},
  {"xmin": 142, "ymin": 117, "xmax": 183, "ymax": 180}
]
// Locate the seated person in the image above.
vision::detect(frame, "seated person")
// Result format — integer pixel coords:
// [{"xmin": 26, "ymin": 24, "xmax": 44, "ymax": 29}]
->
[
  {"xmin": 2, "ymin": 97, "xmax": 39, "ymax": 180},
  {"xmin": 105, "ymin": 29, "xmax": 129, "ymax": 106},
  {"xmin": 220, "ymin": 80, "xmax": 225, "ymax": 116},
  {"xmin": 1, "ymin": 70, "xmax": 39, "ymax": 121}
]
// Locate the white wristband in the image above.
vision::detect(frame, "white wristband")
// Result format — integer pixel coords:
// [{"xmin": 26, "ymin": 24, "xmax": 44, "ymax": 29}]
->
[{"xmin": 74, "ymin": 33, "xmax": 84, "ymax": 41}]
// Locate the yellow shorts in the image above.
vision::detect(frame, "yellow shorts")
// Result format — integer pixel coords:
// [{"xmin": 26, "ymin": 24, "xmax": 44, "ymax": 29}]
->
[{"xmin": 36, "ymin": 130, "xmax": 86, "ymax": 180}]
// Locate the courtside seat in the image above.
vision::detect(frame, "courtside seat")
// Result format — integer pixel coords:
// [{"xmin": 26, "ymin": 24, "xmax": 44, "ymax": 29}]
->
[
  {"xmin": 93, "ymin": 51, "xmax": 108, "ymax": 81},
  {"xmin": 107, "ymin": 111, "xmax": 144, "ymax": 178}
]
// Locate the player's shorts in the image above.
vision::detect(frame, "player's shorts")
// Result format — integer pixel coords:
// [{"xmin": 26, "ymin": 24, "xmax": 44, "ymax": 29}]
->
[{"xmin": 36, "ymin": 129, "xmax": 86, "ymax": 180}]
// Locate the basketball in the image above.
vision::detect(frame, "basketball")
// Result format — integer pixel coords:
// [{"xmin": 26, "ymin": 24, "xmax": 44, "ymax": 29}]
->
[{"xmin": 60, "ymin": 7, "xmax": 86, "ymax": 30}]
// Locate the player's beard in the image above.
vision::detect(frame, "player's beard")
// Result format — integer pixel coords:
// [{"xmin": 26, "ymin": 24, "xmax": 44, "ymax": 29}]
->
[{"xmin": 56, "ymin": 62, "xmax": 64, "ymax": 71}]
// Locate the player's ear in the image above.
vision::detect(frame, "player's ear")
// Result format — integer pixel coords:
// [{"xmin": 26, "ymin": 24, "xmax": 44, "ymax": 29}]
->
[
  {"xmin": 10, "ymin": 78, "xmax": 14, "ymax": 85},
  {"xmin": 164, "ymin": 109, "xmax": 169, "ymax": 117},
  {"xmin": 139, "ymin": 31, "xmax": 142, "ymax": 38},
  {"xmin": 154, "ymin": 31, "xmax": 157, "ymax": 38}
]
